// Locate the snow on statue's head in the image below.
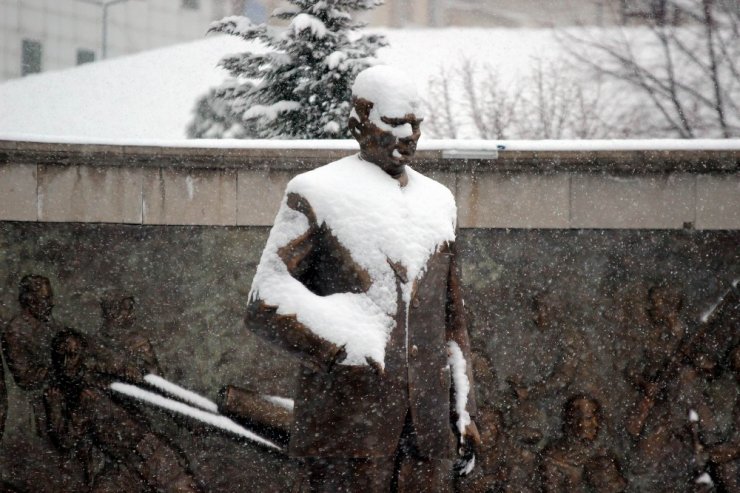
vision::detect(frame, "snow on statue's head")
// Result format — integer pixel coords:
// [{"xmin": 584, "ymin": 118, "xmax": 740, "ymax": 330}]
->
[
  {"xmin": 351, "ymin": 65, "xmax": 423, "ymax": 121},
  {"xmin": 349, "ymin": 66, "xmax": 424, "ymax": 181}
]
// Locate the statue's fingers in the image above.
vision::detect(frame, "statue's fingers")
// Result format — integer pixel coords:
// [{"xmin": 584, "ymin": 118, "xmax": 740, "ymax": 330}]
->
[{"xmin": 365, "ymin": 356, "xmax": 385, "ymax": 377}]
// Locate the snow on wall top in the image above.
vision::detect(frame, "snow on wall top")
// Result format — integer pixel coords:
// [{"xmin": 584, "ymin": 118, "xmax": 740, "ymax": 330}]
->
[
  {"xmin": 1, "ymin": 134, "xmax": 737, "ymax": 152},
  {"xmin": 249, "ymin": 154, "xmax": 456, "ymax": 367}
]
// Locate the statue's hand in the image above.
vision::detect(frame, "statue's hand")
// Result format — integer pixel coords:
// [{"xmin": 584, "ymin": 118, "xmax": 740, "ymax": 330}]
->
[
  {"xmin": 365, "ymin": 356, "xmax": 385, "ymax": 377},
  {"xmin": 123, "ymin": 364, "xmax": 144, "ymax": 383},
  {"xmin": 326, "ymin": 344, "xmax": 347, "ymax": 372},
  {"xmin": 505, "ymin": 376, "xmax": 529, "ymax": 400},
  {"xmin": 454, "ymin": 421, "xmax": 481, "ymax": 476}
]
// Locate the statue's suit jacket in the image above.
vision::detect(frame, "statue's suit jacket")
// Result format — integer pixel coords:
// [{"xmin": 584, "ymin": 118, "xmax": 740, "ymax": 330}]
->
[{"xmin": 246, "ymin": 161, "xmax": 476, "ymax": 460}]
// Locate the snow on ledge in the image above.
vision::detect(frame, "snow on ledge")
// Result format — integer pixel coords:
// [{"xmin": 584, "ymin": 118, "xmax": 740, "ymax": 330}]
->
[{"xmin": 1, "ymin": 133, "xmax": 738, "ymax": 152}]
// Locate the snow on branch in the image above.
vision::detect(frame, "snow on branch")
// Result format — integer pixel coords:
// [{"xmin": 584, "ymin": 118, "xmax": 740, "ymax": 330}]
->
[
  {"xmin": 208, "ymin": 16, "xmax": 266, "ymax": 41},
  {"xmin": 291, "ymin": 13, "xmax": 328, "ymax": 38},
  {"xmin": 189, "ymin": 0, "xmax": 386, "ymax": 139},
  {"xmin": 244, "ymin": 101, "xmax": 301, "ymax": 122}
]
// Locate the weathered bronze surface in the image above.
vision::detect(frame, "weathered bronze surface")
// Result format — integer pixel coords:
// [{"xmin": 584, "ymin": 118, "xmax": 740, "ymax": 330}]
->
[
  {"xmin": 44, "ymin": 328, "xmax": 202, "ymax": 492},
  {"xmin": 0, "ymin": 223, "xmax": 737, "ymax": 491},
  {"xmin": 98, "ymin": 291, "xmax": 162, "ymax": 376},
  {"xmin": 2, "ymin": 275, "xmax": 59, "ymax": 438},
  {"xmin": 218, "ymin": 385, "xmax": 292, "ymax": 448},
  {"xmin": 244, "ymin": 72, "xmax": 478, "ymax": 491}
]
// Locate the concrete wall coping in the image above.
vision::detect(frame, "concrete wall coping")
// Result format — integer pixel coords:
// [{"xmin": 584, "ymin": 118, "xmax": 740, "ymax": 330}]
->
[
  {"xmin": 1, "ymin": 139, "xmax": 738, "ymax": 229},
  {"xmin": 1, "ymin": 138, "xmax": 738, "ymax": 173}
]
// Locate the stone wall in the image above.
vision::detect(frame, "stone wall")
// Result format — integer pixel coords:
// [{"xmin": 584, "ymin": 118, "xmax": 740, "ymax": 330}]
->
[
  {"xmin": 1, "ymin": 140, "xmax": 738, "ymax": 229},
  {"xmin": 0, "ymin": 139, "xmax": 738, "ymax": 491}
]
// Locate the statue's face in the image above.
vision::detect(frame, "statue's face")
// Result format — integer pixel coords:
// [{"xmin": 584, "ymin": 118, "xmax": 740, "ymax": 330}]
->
[
  {"xmin": 351, "ymin": 98, "xmax": 422, "ymax": 179},
  {"xmin": 58, "ymin": 336, "xmax": 84, "ymax": 382},
  {"xmin": 647, "ymin": 287, "xmax": 680, "ymax": 329},
  {"xmin": 568, "ymin": 398, "xmax": 600, "ymax": 442},
  {"xmin": 27, "ymin": 281, "xmax": 54, "ymax": 321},
  {"xmin": 114, "ymin": 297, "xmax": 136, "ymax": 328},
  {"xmin": 532, "ymin": 295, "xmax": 556, "ymax": 330}
]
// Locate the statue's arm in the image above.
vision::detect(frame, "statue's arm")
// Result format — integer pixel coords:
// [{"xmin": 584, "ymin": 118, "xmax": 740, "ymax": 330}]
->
[
  {"xmin": 540, "ymin": 451, "xmax": 570, "ymax": 493},
  {"xmin": 127, "ymin": 334, "xmax": 163, "ymax": 375},
  {"xmin": 86, "ymin": 341, "xmax": 143, "ymax": 383},
  {"xmin": 707, "ymin": 406, "xmax": 740, "ymax": 464},
  {"xmin": 245, "ymin": 192, "xmax": 345, "ymax": 371},
  {"xmin": 43, "ymin": 385, "xmax": 88, "ymax": 450},
  {"xmin": 1, "ymin": 322, "xmax": 48, "ymax": 389},
  {"xmin": 446, "ymin": 240, "xmax": 477, "ymax": 419}
]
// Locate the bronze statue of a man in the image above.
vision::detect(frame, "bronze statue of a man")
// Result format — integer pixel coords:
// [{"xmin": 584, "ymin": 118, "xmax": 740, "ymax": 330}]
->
[
  {"xmin": 98, "ymin": 291, "xmax": 162, "ymax": 376},
  {"xmin": 246, "ymin": 65, "xmax": 479, "ymax": 492},
  {"xmin": 2, "ymin": 274, "xmax": 60, "ymax": 436}
]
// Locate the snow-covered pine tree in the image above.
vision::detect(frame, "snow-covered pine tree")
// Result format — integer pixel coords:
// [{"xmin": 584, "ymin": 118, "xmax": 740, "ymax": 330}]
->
[{"xmin": 188, "ymin": 1, "xmax": 387, "ymax": 139}]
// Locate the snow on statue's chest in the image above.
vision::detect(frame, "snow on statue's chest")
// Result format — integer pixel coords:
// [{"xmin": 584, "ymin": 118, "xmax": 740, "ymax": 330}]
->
[
  {"xmin": 251, "ymin": 155, "xmax": 456, "ymax": 368},
  {"xmin": 289, "ymin": 155, "xmax": 456, "ymax": 292}
]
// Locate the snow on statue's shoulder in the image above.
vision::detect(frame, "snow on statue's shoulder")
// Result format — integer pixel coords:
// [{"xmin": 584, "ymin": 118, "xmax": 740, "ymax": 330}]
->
[
  {"xmin": 251, "ymin": 154, "xmax": 456, "ymax": 368},
  {"xmin": 286, "ymin": 155, "xmax": 455, "ymax": 281}
]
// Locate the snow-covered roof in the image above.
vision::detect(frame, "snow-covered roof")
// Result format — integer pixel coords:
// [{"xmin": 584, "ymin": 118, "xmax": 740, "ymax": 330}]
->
[
  {"xmin": 1, "ymin": 26, "xmax": 737, "ymax": 145},
  {"xmin": 0, "ymin": 28, "xmax": 560, "ymax": 141}
]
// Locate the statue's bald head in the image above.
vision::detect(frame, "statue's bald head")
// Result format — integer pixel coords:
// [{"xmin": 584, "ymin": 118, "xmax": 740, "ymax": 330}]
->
[
  {"xmin": 348, "ymin": 66, "xmax": 423, "ymax": 184},
  {"xmin": 351, "ymin": 65, "xmax": 423, "ymax": 121}
]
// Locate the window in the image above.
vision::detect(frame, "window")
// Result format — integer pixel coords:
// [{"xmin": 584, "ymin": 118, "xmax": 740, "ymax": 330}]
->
[
  {"xmin": 182, "ymin": 0, "xmax": 199, "ymax": 9},
  {"xmin": 77, "ymin": 49, "xmax": 96, "ymax": 66},
  {"xmin": 21, "ymin": 39, "xmax": 42, "ymax": 76}
]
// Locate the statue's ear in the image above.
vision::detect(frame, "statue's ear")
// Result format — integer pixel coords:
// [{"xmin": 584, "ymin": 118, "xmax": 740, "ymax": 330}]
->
[
  {"xmin": 349, "ymin": 97, "xmax": 373, "ymax": 140},
  {"xmin": 352, "ymin": 98, "xmax": 373, "ymax": 121}
]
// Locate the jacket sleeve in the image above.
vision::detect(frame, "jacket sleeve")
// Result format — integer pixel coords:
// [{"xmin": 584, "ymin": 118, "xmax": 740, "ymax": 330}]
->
[
  {"xmin": 245, "ymin": 192, "xmax": 345, "ymax": 370},
  {"xmin": 446, "ymin": 240, "xmax": 477, "ymax": 422}
]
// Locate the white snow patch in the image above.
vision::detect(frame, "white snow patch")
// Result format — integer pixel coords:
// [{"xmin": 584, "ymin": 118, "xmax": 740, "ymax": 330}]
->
[
  {"xmin": 324, "ymin": 121, "xmax": 341, "ymax": 134},
  {"xmin": 326, "ymin": 51, "xmax": 348, "ymax": 70},
  {"xmin": 448, "ymin": 340, "xmax": 471, "ymax": 437},
  {"xmin": 352, "ymin": 65, "xmax": 424, "ymax": 125},
  {"xmin": 695, "ymin": 473, "xmax": 714, "ymax": 486},
  {"xmin": 461, "ymin": 455, "xmax": 475, "ymax": 476},
  {"xmin": 244, "ymin": 101, "xmax": 301, "ymax": 122},
  {"xmin": 210, "ymin": 16, "xmax": 256, "ymax": 35},
  {"xmin": 291, "ymin": 13, "xmax": 327, "ymax": 38},
  {"xmin": 2, "ymin": 135, "xmax": 738, "ymax": 152},
  {"xmin": 250, "ymin": 154, "xmax": 456, "ymax": 367},
  {"xmin": 143, "ymin": 374, "xmax": 218, "ymax": 413},
  {"xmin": 3, "ymin": 25, "xmax": 740, "ymax": 142},
  {"xmin": 262, "ymin": 395, "xmax": 294, "ymax": 411},
  {"xmin": 0, "ymin": 35, "xmax": 254, "ymax": 140},
  {"xmin": 111, "ymin": 382, "xmax": 281, "ymax": 450},
  {"xmin": 185, "ymin": 176, "xmax": 195, "ymax": 201},
  {"xmin": 700, "ymin": 285, "xmax": 735, "ymax": 323},
  {"xmin": 689, "ymin": 409, "xmax": 699, "ymax": 422}
]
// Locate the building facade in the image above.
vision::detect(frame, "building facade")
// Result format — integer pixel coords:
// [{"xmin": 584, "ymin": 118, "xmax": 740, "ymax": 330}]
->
[
  {"xmin": 367, "ymin": 0, "xmax": 629, "ymax": 28},
  {"xmin": 0, "ymin": 0, "xmax": 240, "ymax": 81},
  {"xmin": 1, "ymin": 1, "xmax": 696, "ymax": 82}
]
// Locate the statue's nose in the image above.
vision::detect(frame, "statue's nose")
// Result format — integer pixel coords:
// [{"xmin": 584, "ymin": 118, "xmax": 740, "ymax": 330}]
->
[{"xmin": 400, "ymin": 138, "xmax": 417, "ymax": 152}]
